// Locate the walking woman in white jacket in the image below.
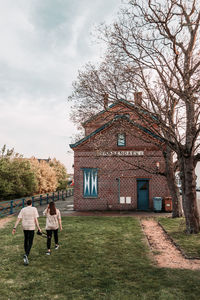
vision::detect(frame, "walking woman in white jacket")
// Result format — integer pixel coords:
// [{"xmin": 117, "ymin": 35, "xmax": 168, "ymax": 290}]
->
[{"xmin": 43, "ymin": 201, "xmax": 62, "ymax": 255}]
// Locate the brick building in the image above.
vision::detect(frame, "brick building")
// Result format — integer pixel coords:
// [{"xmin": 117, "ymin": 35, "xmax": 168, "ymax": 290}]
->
[{"xmin": 70, "ymin": 97, "xmax": 170, "ymax": 211}]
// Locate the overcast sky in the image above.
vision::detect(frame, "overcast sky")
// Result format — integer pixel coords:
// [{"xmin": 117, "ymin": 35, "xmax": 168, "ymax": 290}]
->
[{"xmin": 0, "ymin": 0, "xmax": 122, "ymax": 173}]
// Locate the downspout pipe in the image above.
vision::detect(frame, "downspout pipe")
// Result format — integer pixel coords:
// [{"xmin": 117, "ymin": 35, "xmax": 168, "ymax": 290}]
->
[{"xmin": 116, "ymin": 178, "xmax": 120, "ymax": 203}]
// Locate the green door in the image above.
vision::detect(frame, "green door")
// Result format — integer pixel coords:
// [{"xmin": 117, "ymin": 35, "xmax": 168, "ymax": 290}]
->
[{"xmin": 137, "ymin": 179, "xmax": 149, "ymax": 210}]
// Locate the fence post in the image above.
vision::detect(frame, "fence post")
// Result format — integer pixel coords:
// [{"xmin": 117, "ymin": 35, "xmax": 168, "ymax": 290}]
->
[
  {"xmin": 40, "ymin": 195, "xmax": 42, "ymax": 206},
  {"xmin": 46, "ymin": 193, "xmax": 49, "ymax": 204},
  {"xmin": 22, "ymin": 199, "xmax": 25, "ymax": 208},
  {"xmin": 62, "ymin": 190, "xmax": 64, "ymax": 200},
  {"xmin": 10, "ymin": 200, "xmax": 13, "ymax": 215},
  {"xmin": 58, "ymin": 191, "xmax": 60, "ymax": 201},
  {"xmin": 32, "ymin": 196, "xmax": 34, "ymax": 207},
  {"xmin": 52, "ymin": 192, "xmax": 54, "ymax": 202}
]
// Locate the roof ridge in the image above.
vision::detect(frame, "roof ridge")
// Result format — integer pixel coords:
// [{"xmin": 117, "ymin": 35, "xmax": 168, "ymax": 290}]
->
[{"xmin": 82, "ymin": 99, "xmax": 134, "ymax": 126}]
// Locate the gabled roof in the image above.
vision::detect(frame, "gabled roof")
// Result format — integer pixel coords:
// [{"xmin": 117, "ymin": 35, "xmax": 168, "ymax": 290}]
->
[
  {"xmin": 82, "ymin": 99, "xmax": 134, "ymax": 126},
  {"xmin": 82, "ymin": 98, "xmax": 157, "ymax": 126},
  {"xmin": 70, "ymin": 115, "xmax": 162, "ymax": 149}
]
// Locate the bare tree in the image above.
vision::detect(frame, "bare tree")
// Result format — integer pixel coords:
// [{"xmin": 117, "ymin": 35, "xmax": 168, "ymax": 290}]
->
[
  {"xmin": 69, "ymin": 56, "xmax": 183, "ymax": 218},
  {"xmin": 96, "ymin": 0, "xmax": 200, "ymax": 233},
  {"xmin": 69, "ymin": 55, "xmax": 137, "ymax": 125}
]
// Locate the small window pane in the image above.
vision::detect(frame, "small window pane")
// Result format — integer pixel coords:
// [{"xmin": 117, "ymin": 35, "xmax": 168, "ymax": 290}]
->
[
  {"xmin": 117, "ymin": 133, "xmax": 126, "ymax": 146},
  {"xmin": 140, "ymin": 183, "xmax": 148, "ymax": 190}
]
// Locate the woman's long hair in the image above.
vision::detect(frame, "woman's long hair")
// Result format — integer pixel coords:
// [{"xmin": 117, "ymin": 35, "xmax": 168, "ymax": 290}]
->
[{"xmin": 49, "ymin": 201, "xmax": 56, "ymax": 215}]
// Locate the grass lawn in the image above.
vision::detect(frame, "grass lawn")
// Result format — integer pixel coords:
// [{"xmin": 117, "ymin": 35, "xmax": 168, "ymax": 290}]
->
[
  {"xmin": 1, "ymin": 216, "xmax": 200, "ymax": 300},
  {"xmin": 158, "ymin": 217, "xmax": 200, "ymax": 258}
]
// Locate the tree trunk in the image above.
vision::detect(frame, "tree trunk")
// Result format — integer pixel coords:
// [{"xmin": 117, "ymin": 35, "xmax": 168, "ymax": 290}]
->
[
  {"xmin": 164, "ymin": 148, "xmax": 183, "ymax": 218},
  {"xmin": 179, "ymin": 155, "xmax": 200, "ymax": 233},
  {"xmin": 166, "ymin": 173, "xmax": 182, "ymax": 218}
]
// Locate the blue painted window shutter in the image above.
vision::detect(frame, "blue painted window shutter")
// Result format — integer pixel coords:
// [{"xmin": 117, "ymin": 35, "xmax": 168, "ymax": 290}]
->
[{"xmin": 83, "ymin": 168, "xmax": 98, "ymax": 197}]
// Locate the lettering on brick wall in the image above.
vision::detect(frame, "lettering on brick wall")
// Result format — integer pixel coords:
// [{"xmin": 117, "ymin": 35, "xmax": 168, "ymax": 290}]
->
[{"xmin": 98, "ymin": 151, "xmax": 144, "ymax": 156}]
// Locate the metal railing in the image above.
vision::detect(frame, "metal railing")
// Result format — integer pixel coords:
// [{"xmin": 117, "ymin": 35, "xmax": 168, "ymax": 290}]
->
[{"xmin": 0, "ymin": 188, "xmax": 74, "ymax": 218}]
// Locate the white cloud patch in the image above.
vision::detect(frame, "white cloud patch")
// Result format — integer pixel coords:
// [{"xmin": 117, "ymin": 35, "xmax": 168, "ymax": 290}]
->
[{"xmin": 0, "ymin": 0, "xmax": 122, "ymax": 172}]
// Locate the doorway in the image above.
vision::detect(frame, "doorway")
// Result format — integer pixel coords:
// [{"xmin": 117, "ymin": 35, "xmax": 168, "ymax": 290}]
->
[{"xmin": 137, "ymin": 179, "xmax": 149, "ymax": 210}]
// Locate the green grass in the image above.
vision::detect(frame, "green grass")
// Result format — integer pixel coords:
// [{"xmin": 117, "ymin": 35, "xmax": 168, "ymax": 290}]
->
[
  {"xmin": 1, "ymin": 216, "xmax": 200, "ymax": 300},
  {"xmin": 158, "ymin": 217, "xmax": 200, "ymax": 258}
]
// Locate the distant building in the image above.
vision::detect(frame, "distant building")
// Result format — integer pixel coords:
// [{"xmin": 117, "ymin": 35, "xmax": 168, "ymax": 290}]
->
[
  {"xmin": 196, "ymin": 163, "xmax": 200, "ymax": 189},
  {"xmin": 67, "ymin": 173, "xmax": 74, "ymax": 186},
  {"xmin": 70, "ymin": 96, "xmax": 170, "ymax": 211},
  {"xmin": 37, "ymin": 158, "xmax": 51, "ymax": 163}
]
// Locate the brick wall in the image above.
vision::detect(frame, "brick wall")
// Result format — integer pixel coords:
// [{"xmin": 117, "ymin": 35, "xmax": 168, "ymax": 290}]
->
[{"xmin": 73, "ymin": 118, "xmax": 170, "ymax": 211}]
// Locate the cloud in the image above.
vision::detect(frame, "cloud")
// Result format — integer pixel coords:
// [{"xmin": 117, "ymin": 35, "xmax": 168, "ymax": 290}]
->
[{"xmin": 0, "ymin": 0, "xmax": 122, "ymax": 172}]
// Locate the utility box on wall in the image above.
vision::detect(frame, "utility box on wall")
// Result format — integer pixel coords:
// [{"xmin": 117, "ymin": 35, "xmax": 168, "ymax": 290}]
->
[{"xmin": 163, "ymin": 197, "xmax": 172, "ymax": 212}]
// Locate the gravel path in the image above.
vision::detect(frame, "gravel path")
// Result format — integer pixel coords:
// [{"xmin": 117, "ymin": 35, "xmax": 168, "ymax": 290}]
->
[{"xmin": 141, "ymin": 218, "xmax": 200, "ymax": 270}]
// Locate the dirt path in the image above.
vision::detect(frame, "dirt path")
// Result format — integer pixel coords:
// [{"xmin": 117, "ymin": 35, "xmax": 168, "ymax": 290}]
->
[
  {"xmin": 141, "ymin": 218, "xmax": 200, "ymax": 270},
  {"xmin": 0, "ymin": 216, "xmax": 13, "ymax": 229}
]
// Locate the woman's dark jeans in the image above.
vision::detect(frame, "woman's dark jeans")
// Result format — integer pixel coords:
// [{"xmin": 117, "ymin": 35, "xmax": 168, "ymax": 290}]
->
[{"xmin": 46, "ymin": 229, "xmax": 58, "ymax": 249}]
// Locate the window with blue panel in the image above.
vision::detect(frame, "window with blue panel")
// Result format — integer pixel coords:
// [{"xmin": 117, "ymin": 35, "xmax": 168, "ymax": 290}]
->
[
  {"xmin": 83, "ymin": 168, "xmax": 98, "ymax": 197},
  {"xmin": 117, "ymin": 133, "xmax": 126, "ymax": 146}
]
